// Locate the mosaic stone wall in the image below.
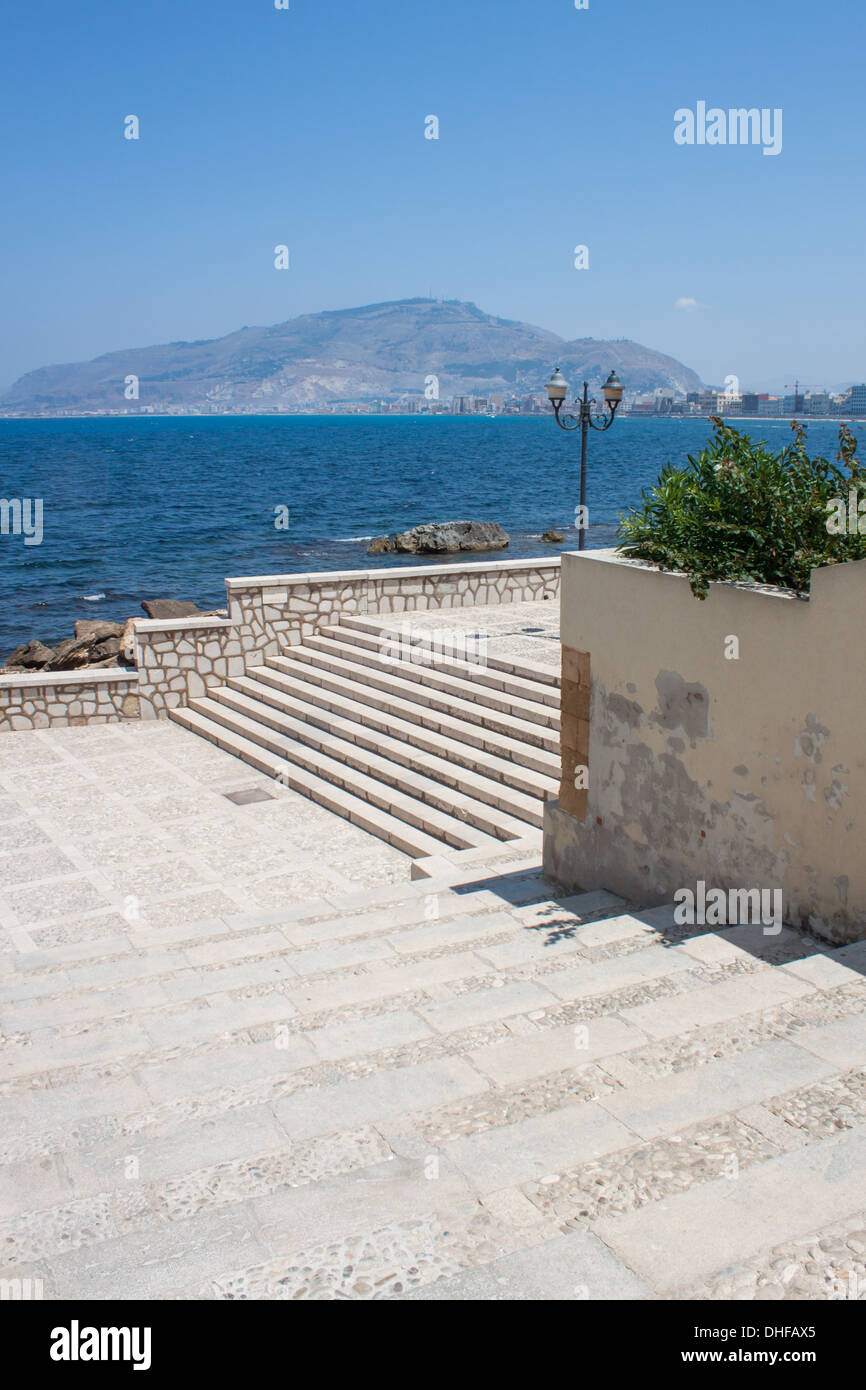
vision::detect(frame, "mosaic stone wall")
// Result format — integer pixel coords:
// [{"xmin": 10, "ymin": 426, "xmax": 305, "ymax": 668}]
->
[{"xmin": 0, "ymin": 670, "xmax": 140, "ymax": 732}]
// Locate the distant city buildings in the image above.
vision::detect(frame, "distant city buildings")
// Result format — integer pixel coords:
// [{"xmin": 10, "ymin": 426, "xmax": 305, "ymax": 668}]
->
[{"xmin": 5, "ymin": 383, "xmax": 866, "ymax": 421}]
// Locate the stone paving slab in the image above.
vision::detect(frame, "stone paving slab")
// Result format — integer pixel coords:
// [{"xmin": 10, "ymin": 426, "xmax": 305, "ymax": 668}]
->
[
  {"xmin": 593, "ymin": 1124, "xmax": 866, "ymax": 1295},
  {"xmin": 399, "ymin": 1227, "xmax": 651, "ymax": 1300}
]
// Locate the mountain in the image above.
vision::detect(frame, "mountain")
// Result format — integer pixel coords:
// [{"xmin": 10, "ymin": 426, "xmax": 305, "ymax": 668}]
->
[{"xmin": 0, "ymin": 299, "xmax": 703, "ymax": 413}]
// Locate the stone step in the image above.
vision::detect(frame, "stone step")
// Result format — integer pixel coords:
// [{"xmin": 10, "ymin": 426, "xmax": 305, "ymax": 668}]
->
[
  {"xmin": 168, "ymin": 705, "xmax": 458, "ymax": 860},
  {"xmin": 226, "ymin": 675, "xmax": 547, "ymax": 829},
  {"xmin": 336, "ymin": 612, "xmax": 560, "ymax": 687},
  {"xmin": 268, "ymin": 647, "xmax": 559, "ymax": 754},
  {"xmin": 253, "ymin": 662, "xmax": 559, "ymax": 778},
  {"xmin": 209, "ymin": 684, "xmax": 533, "ymax": 841},
  {"xmin": 237, "ymin": 668, "xmax": 558, "ymax": 796},
  {"xmin": 176, "ymin": 698, "xmax": 506, "ymax": 855},
  {"xmin": 319, "ymin": 622, "xmax": 560, "ymax": 708},
  {"xmin": 0, "ymin": 887, "xmax": 634, "ymax": 1051},
  {"xmin": 304, "ymin": 631, "xmax": 559, "ymax": 730}
]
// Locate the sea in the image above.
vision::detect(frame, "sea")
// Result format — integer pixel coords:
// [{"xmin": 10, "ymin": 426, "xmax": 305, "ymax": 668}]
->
[{"xmin": 0, "ymin": 414, "xmax": 853, "ymax": 660}]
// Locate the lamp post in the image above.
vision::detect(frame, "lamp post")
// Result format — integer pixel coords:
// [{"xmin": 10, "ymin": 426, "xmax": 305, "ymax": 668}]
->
[{"xmin": 545, "ymin": 368, "xmax": 624, "ymax": 550}]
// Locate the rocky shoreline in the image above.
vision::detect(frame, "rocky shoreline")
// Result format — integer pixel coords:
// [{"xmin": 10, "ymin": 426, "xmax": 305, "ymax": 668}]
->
[{"xmin": 1, "ymin": 600, "xmax": 227, "ymax": 676}]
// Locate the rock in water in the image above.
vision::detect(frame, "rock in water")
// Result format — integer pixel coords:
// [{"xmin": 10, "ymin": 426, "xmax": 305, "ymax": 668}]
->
[
  {"xmin": 74, "ymin": 619, "xmax": 123, "ymax": 641},
  {"xmin": 393, "ymin": 521, "xmax": 509, "ymax": 554},
  {"xmin": 366, "ymin": 536, "xmax": 395, "ymax": 555},
  {"xmin": 141, "ymin": 599, "xmax": 204, "ymax": 620},
  {"xmin": 46, "ymin": 635, "xmax": 97, "ymax": 670},
  {"xmin": 541, "ymin": 529, "xmax": 565, "ymax": 543},
  {"xmin": 3, "ymin": 639, "xmax": 57, "ymax": 670}
]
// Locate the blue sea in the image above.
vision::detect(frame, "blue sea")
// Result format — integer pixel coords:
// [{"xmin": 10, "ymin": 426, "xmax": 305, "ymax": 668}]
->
[{"xmin": 0, "ymin": 415, "xmax": 852, "ymax": 659}]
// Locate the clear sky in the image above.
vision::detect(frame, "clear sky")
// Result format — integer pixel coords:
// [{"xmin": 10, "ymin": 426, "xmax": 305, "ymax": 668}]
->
[{"xmin": 0, "ymin": 0, "xmax": 861, "ymax": 394}]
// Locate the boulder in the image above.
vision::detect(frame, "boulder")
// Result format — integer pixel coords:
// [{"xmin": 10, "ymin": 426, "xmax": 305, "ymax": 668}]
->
[
  {"xmin": 74, "ymin": 619, "xmax": 123, "ymax": 641},
  {"xmin": 541, "ymin": 529, "xmax": 565, "ymax": 544},
  {"xmin": 46, "ymin": 635, "xmax": 96, "ymax": 670},
  {"xmin": 141, "ymin": 599, "xmax": 204, "ymax": 620},
  {"xmin": 366, "ymin": 536, "xmax": 395, "ymax": 555},
  {"xmin": 392, "ymin": 521, "xmax": 509, "ymax": 554},
  {"xmin": 3, "ymin": 639, "xmax": 56, "ymax": 670},
  {"xmin": 90, "ymin": 636, "xmax": 122, "ymax": 662}
]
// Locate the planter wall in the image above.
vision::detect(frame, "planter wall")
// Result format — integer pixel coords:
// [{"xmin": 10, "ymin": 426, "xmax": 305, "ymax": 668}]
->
[{"xmin": 543, "ymin": 548, "xmax": 866, "ymax": 943}]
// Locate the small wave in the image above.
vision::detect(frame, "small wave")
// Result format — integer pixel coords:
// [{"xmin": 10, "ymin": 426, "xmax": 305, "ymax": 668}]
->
[
  {"xmin": 334, "ymin": 535, "xmax": 374, "ymax": 542},
  {"xmin": 80, "ymin": 592, "xmax": 107, "ymax": 602}
]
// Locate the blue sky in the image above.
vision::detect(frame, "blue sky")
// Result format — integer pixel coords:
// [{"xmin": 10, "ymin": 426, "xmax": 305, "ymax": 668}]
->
[{"xmin": 0, "ymin": 0, "xmax": 861, "ymax": 393}]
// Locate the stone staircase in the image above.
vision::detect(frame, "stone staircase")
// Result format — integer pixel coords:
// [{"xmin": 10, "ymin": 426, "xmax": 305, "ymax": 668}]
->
[
  {"xmin": 169, "ymin": 614, "xmax": 560, "ymax": 861},
  {"xmin": 4, "ymin": 819, "xmax": 866, "ymax": 1301}
]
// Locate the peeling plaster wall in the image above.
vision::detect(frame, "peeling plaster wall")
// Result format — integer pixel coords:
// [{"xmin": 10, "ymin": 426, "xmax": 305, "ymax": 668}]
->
[{"xmin": 543, "ymin": 548, "xmax": 866, "ymax": 944}]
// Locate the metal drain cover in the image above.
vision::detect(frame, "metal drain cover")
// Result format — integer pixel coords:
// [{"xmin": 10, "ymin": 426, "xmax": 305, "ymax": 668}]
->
[{"xmin": 223, "ymin": 787, "xmax": 275, "ymax": 805}]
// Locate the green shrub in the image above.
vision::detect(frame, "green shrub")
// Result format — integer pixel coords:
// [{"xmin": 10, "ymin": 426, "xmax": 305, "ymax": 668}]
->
[{"xmin": 617, "ymin": 419, "xmax": 866, "ymax": 599}]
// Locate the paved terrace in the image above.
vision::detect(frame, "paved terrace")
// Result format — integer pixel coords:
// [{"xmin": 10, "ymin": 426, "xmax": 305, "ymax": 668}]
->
[{"xmin": 1, "ymin": 601, "xmax": 866, "ymax": 1300}]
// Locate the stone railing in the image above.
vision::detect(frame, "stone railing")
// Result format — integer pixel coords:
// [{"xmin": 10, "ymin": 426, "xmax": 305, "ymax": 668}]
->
[{"xmin": 2, "ymin": 556, "xmax": 560, "ymax": 730}]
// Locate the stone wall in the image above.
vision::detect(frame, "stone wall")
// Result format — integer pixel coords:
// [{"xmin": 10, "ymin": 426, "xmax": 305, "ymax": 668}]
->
[
  {"xmin": 2, "ymin": 556, "xmax": 560, "ymax": 730},
  {"xmin": 543, "ymin": 547, "xmax": 866, "ymax": 944},
  {"xmin": 0, "ymin": 668, "xmax": 140, "ymax": 732}
]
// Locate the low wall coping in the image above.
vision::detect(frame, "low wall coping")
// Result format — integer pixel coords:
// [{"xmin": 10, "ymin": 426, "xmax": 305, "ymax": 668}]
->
[
  {"xmin": 225, "ymin": 555, "xmax": 562, "ymax": 590},
  {"xmin": 567, "ymin": 546, "xmax": 808, "ymax": 603},
  {"xmin": 0, "ymin": 667, "xmax": 141, "ymax": 691},
  {"xmin": 133, "ymin": 616, "xmax": 234, "ymax": 635}
]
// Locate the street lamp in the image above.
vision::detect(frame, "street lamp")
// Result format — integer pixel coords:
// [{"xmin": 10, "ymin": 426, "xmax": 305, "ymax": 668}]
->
[{"xmin": 545, "ymin": 368, "xmax": 624, "ymax": 550}]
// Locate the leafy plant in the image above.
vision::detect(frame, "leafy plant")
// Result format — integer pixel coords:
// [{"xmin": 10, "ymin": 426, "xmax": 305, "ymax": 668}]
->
[{"xmin": 617, "ymin": 419, "xmax": 866, "ymax": 599}]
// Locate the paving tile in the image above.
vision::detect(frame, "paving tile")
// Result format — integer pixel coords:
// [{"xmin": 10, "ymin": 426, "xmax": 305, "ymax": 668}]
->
[
  {"xmin": 542, "ymin": 943, "xmax": 693, "ymax": 1003},
  {"xmin": 305, "ymin": 1010, "xmax": 433, "ymax": 1062},
  {"xmin": 592, "ymin": 1124, "xmax": 866, "ymax": 1293},
  {"xmin": 285, "ymin": 950, "xmax": 489, "ymax": 1014},
  {"xmin": 620, "ymin": 969, "xmax": 816, "ymax": 1040},
  {"xmin": 44, "ymin": 1203, "xmax": 268, "ymax": 1300},
  {"xmin": 136, "ymin": 1034, "xmax": 315, "ymax": 1104},
  {"xmin": 443, "ymin": 1103, "xmax": 635, "ymax": 1193},
  {"xmin": 399, "ymin": 1228, "xmax": 651, "ymax": 1300},
  {"xmin": 791, "ymin": 1011, "xmax": 866, "ymax": 1069},
  {"xmin": 598, "ymin": 1039, "xmax": 837, "ymax": 1141},
  {"xmin": 273, "ymin": 1057, "xmax": 488, "ymax": 1142},
  {"xmin": 417, "ymin": 980, "xmax": 557, "ymax": 1035},
  {"xmin": 64, "ymin": 1104, "xmax": 290, "ymax": 1195},
  {"xmin": 467, "ymin": 1016, "xmax": 645, "ymax": 1087}
]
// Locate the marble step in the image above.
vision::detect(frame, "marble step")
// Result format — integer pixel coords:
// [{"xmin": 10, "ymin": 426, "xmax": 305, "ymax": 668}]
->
[
  {"xmin": 168, "ymin": 705, "xmax": 462, "ymax": 860},
  {"xmin": 208, "ymin": 684, "xmax": 533, "ymax": 842},
  {"xmin": 302, "ymin": 631, "xmax": 560, "ymax": 730},
  {"xmin": 336, "ymin": 612, "xmax": 561, "ymax": 687},
  {"xmin": 268, "ymin": 648, "xmax": 559, "ymax": 754},
  {"xmin": 255, "ymin": 661, "xmax": 559, "ymax": 777},
  {"xmin": 223, "ymin": 677, "xmax": 544, "ymax": 830},
  {"xmin": 319, "ymin": 622, "xmax": 560, "ymax": 708},
  {"xmin": 239, "ymin": 666, "xmax": 558, "ymax": 794}
]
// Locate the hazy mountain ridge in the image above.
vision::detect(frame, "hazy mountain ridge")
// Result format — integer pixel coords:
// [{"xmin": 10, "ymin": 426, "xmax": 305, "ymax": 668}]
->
[{"xmin": 0, "ymin": 299, "xmax": 703, "ymax": 412}]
